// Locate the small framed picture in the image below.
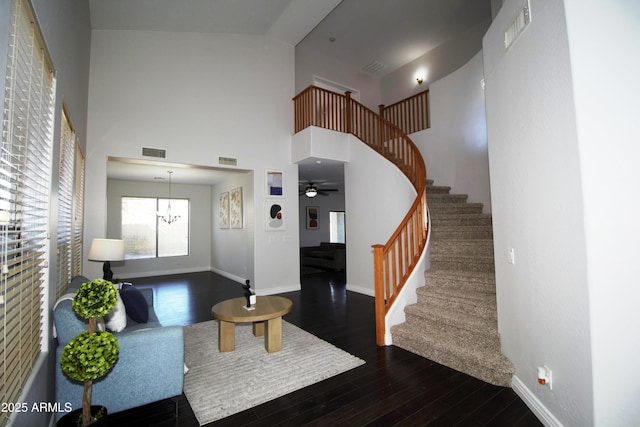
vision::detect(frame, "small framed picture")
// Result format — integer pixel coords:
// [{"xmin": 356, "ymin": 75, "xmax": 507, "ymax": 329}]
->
[
  {"xmin": 266, "ymin": 170, "xmax": 283, "ymax": 197},
  {"xmin": 306, "ymin": 206, "xmax": 319, "ymax": 229},
  {"xmin": 265, "ymin": 200, "xmax": 285, "ymax": 231}
]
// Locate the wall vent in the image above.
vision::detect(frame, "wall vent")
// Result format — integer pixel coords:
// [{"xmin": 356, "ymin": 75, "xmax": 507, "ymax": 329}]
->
[
  {"xmin": 505, "ymin": 0, "xmax": 531, "ymax": 50},
  {"xmin": 361, "ymin": 60, "xmax": 387, "ymax": 75},
  {"xmin": 218, "ymin": 156, "xmax": 237, "ymax": 166},
  {"xmin": 142, "ymin": 147, "xmax": 166, "ymax": 158}
]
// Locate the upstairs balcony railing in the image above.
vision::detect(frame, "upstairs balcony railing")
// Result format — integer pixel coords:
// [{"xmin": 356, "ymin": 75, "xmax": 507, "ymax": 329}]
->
[
  {"xmin": 293, "ymin": 85, "xmax": 429, "ymax": 345},
  {"xmin": 379, "ymin": 89, "xmax": 430, "ymax": 135}
]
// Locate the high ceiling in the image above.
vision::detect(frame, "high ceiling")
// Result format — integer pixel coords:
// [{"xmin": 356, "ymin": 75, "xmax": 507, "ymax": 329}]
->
[{"xmin": 95, "ymin": 0, "xmax": 492, "ymax": 186}]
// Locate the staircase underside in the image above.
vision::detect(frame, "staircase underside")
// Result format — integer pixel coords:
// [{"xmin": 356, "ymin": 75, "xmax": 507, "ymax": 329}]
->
[{"xmin": 391, "ymin": 180, "xmax": 514, "ymax": 387}]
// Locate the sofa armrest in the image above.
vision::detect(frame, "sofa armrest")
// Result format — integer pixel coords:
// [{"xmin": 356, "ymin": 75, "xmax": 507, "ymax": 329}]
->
[{"xmin": 56, "ymin": 326, "xmax": 184, "ymax": 417}]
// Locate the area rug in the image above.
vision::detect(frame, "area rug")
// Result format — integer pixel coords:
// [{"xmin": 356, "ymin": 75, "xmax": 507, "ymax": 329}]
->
[{"xmin": 182, "ymin": 320, "xmax": 365, "ymax": 425}]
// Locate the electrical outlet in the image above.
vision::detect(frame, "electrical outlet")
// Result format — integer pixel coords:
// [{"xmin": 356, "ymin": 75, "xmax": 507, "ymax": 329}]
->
[
  {"xmin": 537, "ymin": 366, "xmax": 553, "ymax": 389},
  {"xmin": 508, "ymin": 248, "xmax": 515, "ymax": 264}
]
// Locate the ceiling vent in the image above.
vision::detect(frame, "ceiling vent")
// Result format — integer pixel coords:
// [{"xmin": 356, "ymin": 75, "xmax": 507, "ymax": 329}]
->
[
  {"xmin": 218, "ymin": 156, "xmax": 237, "ymax": 166},
  {"xmin": 505, "ymin": 0, "xmax": 531, "ymax": 50},
  {"xmin": 361, "ymin": 60, "xmax": 387, "ymax": 75},
  {"xmin": 142, "ymin": 147, "xmax": 166, "ymax": 158}
]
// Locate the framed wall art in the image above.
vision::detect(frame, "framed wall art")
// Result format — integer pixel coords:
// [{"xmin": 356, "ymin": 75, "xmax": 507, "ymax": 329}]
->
[
  {"xmin": 266, "ymin": 170, "xmax": 283, "ymax": 197},
  {"xmin": 230, "ymin": 186, "xmax": 243, "ymax": 229},
  {"xmin": 219, "ymin": 192, "xmax": 229, "ymax": 229},
  {"xmin": 265, "ymin": 200, "xmax": 285, "ymax": 231},
  {"xmin": 306, "ymin": 206, "xmax": 319, "ymax": 229}
]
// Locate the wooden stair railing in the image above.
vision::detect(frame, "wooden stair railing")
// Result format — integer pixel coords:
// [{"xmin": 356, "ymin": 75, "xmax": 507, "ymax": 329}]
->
[
  {"xmin": 293, "ymin": 85, "xmax": 429, "ymax": 345},
  {"xmin": 379, "ymin": 89, "xmax": 430, "ymax": 135}
]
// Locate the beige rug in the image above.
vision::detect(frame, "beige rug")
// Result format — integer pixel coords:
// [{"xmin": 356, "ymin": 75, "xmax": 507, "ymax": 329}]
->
[{"xmin": 183, "ymin": 320, "xmax": 365, "ymax": 425}]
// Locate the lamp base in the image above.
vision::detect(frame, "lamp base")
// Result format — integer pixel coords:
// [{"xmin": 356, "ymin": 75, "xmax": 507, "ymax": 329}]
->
[{"xmin": 103, "ymin": 261, "xmax": 113, "ymax": 282}]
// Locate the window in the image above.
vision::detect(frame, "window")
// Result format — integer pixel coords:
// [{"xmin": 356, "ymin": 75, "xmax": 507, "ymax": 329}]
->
[
  {"xmin": 121, "ymin": 197, "xmax": 189, "ymax": 259},
  {"xmin": 0, "ymin": 0, "xmax": 55, "ymax": 420},
  {"xmin": 330, "ymin": 211, "xmax": 346, "ymax": 243}
]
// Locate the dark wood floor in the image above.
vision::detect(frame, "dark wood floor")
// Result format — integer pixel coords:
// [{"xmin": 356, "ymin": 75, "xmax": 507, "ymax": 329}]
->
[{"xmin": 107, "ymin": 271, "xmax": 542, "ymax": 427}]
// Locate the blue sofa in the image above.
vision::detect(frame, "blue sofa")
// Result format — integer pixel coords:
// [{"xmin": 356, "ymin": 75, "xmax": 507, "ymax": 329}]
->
[{"xmin": 53, "ymin": 276, "xmax": 184, "ymax": 419}]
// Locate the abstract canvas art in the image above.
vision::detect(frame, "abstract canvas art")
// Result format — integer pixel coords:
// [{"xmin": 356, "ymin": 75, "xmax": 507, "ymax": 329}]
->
[
  {"xmin": 306, "ymin": 206, "xmax": 319, "ymax": 229},
  {"xmin": 219, "ymin": 192, "xmax": 229, "ymax": 229},
  {"xmin": 266, "ymin": 201, "xmax": 284, "ymax": 231},
  {"xmin": 230, "ymin": 187, "xmax": 243, "ymax": 229},
  {"xmin": 266, "ymin": 170, "xmax": 283, "ymax": 196}
]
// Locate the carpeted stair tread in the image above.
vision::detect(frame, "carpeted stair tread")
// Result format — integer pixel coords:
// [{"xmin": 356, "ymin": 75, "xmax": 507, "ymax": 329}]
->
[
  {"xmin": 426, "ymin": 185, "xmax": 452, "ymax": 194},
  {"xmin": 430, "ymin": 239, "xmax": 494, "ymax": 255},
  {"xmin": 405, "ymin": 302, "xmax": 499, "ymax": 337},
  {"xmin": 431, "ymin": 225, "xmax": 494, "ymax": 239},
  {"xmin": 418, "ymin": 282, "xmax": 497, "ymax": 304},
  {"xmin": 391, "ymin": 322, "xmax": 514, "ymax": 386},
  {"xmin": 429, "ymin": 255, "xmax": 495, "ymax": 272},
  {"xmin": 430, "ymin": 213, "xmax": 493, "ymax": 226},
  {"xmin": 417, "ymin": 288, "xmax": 497, "ymax": 320},
  {"xmin": 425, "ymin": 270, "xmax": 496, "ymax": 293},
  {"xmin": 427, "ymin": 193, "xmax": 469, "ymax": 203},
  {"xmin": 428, "ymin": 202, "xmax": 485, "ymax": 215}
]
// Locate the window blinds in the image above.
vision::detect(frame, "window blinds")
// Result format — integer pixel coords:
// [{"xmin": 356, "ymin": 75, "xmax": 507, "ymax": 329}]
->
[
  {"xmin": 0, "ymin": 0, "xmax": 55, "ymax": 421},
  {"xmin": 56, "ymin": 110, "xmax": 74, "ymax": 299},
  {"xmin": 72, "ymin": 145, "xmax": 84, "ymax": 278}
]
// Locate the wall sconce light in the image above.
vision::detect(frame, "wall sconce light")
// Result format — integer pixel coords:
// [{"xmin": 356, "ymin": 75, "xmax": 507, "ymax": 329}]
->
[{"xmin": 416, "ymin": 77, "xmax": 423, "ymax": 84}]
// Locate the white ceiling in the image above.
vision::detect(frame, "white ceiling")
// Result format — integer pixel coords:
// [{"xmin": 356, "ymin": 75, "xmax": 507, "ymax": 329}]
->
[{"xmin": 96, "ymin": 0, "xmax": 491, "ymax": 186}]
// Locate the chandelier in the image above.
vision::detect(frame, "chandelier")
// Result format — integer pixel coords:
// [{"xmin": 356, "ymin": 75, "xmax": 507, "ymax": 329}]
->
[{"xmin": 158, "ymin": 170, "xmax": 180, "ymax": 224}]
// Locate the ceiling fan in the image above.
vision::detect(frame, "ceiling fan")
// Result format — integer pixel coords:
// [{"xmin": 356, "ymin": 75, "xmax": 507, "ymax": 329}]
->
[{"xmin": 299, "ymin": 182, "xmax": 339, "ymax": 198}]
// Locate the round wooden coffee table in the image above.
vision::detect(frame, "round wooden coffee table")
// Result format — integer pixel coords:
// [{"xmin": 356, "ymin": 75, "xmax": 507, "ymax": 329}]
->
[{"xmin": 211, "ymin": 296, "xmax": 292, "ymax": 353}]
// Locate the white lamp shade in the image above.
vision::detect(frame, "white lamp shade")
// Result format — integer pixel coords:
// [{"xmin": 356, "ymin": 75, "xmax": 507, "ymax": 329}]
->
[{"xmin": 88, "ymin": 239, "xmax": 125, "ymax": 262}]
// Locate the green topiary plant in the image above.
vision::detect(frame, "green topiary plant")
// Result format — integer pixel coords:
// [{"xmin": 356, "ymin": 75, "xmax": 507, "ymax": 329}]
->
[{"xmin": 60, "ymin": 279, "xmax": 120, "ymax": 427}]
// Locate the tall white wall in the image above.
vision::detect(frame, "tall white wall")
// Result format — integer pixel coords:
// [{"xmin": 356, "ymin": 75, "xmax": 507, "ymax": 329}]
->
[
  {"xmin": 344, "ymin": 136, "xmax": 416, "ymax": 295},
  {"xmin": 380, "ymin": 19, "xmax": 491, "ymax": 103},
  {"xmin": 85, "ymin": 30, "xmax": 300, "ymax": 294},
  {"xmin": 211, "ymin": 172, "xmax": 255, "ymax": 284},
  {"xmin": 563, "ymin": 1, "xmax": 640, "ymax": 425},
  {"xmin": 411, "ymin": 51, "xmax": 492, "ymax": 212},
  {"xmin": 484, "ymin": 0, "xmax": 599, "ymax": 425}
]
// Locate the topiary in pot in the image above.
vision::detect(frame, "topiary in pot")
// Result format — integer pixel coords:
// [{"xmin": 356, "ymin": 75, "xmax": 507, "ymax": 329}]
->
[{"xmin": 60, "ymin": 279, "xmax": 120, "ymax": 427}]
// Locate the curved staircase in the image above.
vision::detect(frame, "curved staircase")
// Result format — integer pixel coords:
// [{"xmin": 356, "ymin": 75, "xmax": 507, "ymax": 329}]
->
[{"xmin": 391, "ymin": 180, "xmax": 514, "ymax": 386}]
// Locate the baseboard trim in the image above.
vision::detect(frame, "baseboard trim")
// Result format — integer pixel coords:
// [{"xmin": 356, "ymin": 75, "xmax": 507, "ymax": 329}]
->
[
  {"xmin": 210, "ymin": 267, "xmax": 246, "ymax": 284},
  {"xmin": 346, "ymin": 283, "xmax": 375, "ymax": 297},
  {"xmin": 512, "ymin": 375, "xmax": 564, "ymax": 427}
]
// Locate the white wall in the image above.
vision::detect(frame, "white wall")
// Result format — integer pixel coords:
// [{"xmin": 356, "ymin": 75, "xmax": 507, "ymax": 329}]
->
[
  {"xmin": 106, "ymin": 179, "xmax": 214, "ymax": 278},
  {"xmin": 295, "ymin": 45, "xmax": 382, "ymax": 109},
  {"xmin": 411, "ymin": 51, "xmax": 492, "ymax": 212},
  {"xmin": 380, "ymin": 19, "xmax": 491, "ymax": 103},
  {"xmin": 483, "ymin": 0, "xmax": 593, "ymax": 425},
  {"xmin": 344, "ymin": 135, "xmax": 416, "ymax": 296},
  {"xmin": 85, "ymin": 30, "xmax": 300, "ymax": 294},
  {"xmin": 564, "ymin": 1, "xmax": 640, "ymax": 425},
  {"xmin": 211, "ymin": 172, "xmax": 255, "ymax": 284}
]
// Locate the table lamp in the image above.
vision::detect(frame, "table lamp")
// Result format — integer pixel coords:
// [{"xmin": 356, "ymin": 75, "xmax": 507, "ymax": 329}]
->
[{"xmin": 88, "ymin": 238, "xmax": 125, "ymax": 281}]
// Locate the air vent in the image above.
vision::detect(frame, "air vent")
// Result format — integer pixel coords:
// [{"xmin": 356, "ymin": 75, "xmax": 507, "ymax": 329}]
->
[
  {"xmin": 361, "ymin": 60, "xmax": 387, "ymax": 75},
  {"xmin": 505, "ymin": 0, "xmax": 531, "ymax": 50},
  {"xmin": 142, "ymin": 147, "xmax": 166, "ymax": 158},
  {"xmin": 218, "ymin": 156, "xmax": 237, "ymax": 166}
]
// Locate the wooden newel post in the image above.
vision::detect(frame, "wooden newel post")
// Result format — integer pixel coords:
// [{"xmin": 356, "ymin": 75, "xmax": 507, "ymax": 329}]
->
[
  {"xmin": 372, "ymin": 244, "xmax": 386, "ymax": 346},
  {"xmin": 378, "ymin": 104, "xmax": 385, "ymax": 117},
  {"xmin": 345, "ymin": 91, "xmax": 352, "ymax": 134}
]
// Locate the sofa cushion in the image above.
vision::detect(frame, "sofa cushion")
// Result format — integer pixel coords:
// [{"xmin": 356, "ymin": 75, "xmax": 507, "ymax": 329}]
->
[
  {"xmin": 120, "ymin": 283, "xmax": 149, "ymax": 323},
  {"xmin": 104, "ymin": 291, "xmax": 127, "ymax": 332}
]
